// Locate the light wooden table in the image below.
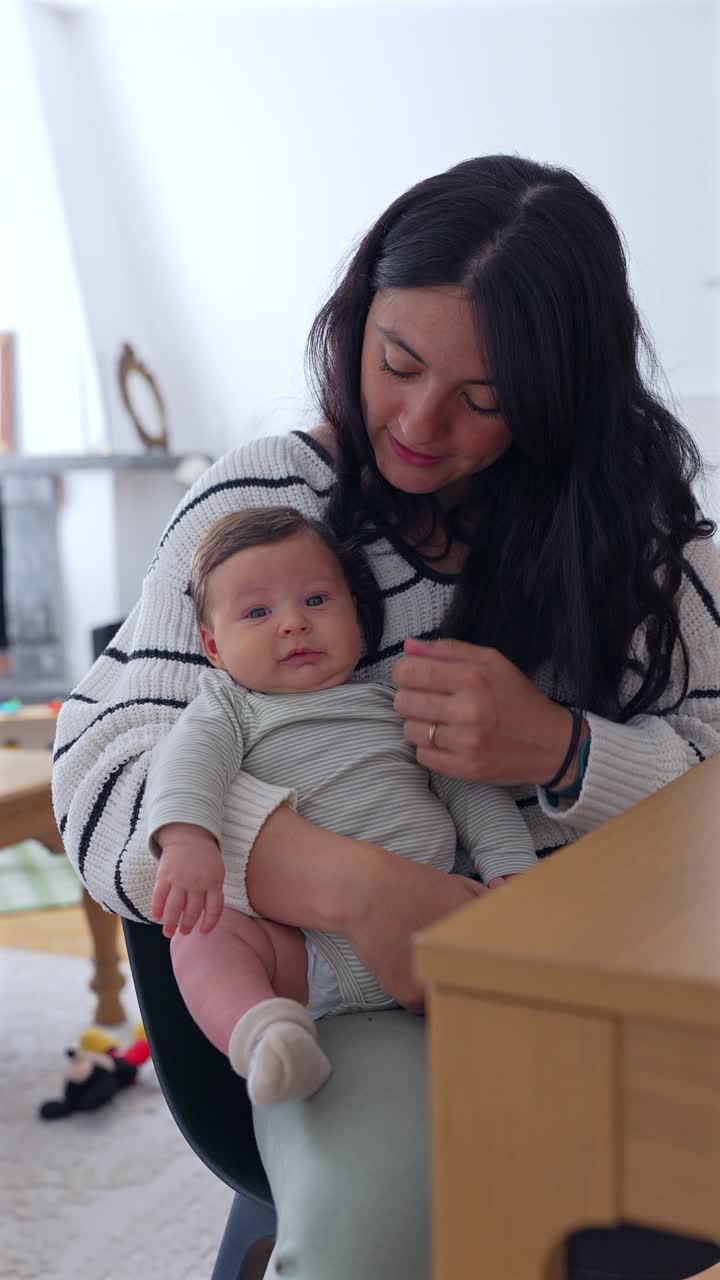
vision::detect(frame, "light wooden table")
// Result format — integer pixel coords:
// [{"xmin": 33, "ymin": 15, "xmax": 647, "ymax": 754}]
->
[
  {"xmin": 416, "ymin": 756, "xmax": 720, "ymax": 1280},
  {"xmin": 0, "ymin": 748, "xmax": 126, "ymax": 1025},
  {"xmin": 0, "ymin": 703, "xmax": 60, "ymax": 750}
]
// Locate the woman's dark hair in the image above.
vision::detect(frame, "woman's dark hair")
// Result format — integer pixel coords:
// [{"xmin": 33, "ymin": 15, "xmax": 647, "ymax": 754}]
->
[
  {"xmin": 191, "ymin": 506, "xmax": 384, "ymax": 660},
  {"xmin": 307, "ymin": 154, "xmax": 714, "ymax": 719}
]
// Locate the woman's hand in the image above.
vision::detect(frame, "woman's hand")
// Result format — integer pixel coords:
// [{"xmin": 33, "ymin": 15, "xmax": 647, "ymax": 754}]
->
[
  {"xmin": 393, "ymin": 636, "xmax": 587, "ymax": 788},
  {"xmin": 246, "ymin": 804, "xmax": 486, "ymax": 1012},
  {"xmin": 344, "ymin": 860, "xmax": 487, "ymax": 1013}
]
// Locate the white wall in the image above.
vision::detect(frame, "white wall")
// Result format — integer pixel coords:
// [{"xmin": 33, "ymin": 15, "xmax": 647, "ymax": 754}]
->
[
  {"xmin": 0, "ymin": 2, "xmax": 103, "ymax": 454},
  {"xmin": 22, "ymin": 0, "xmax": 720, "ymax": 454},
  {"xmin": 1, "ymin": 0, "xmax": 719, "ymax": 685}
]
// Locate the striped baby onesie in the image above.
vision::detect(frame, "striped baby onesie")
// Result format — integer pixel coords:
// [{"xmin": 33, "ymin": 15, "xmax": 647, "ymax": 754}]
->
[{"xmin": 146, "ymin": 671, "xmax": 537, "ymax": 1010}]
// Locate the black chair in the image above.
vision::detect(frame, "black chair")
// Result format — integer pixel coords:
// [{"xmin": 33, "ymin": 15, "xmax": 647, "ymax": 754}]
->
[{"xmin": 122, "ymin": 919, "xmax": 277, "ymax": 1279}]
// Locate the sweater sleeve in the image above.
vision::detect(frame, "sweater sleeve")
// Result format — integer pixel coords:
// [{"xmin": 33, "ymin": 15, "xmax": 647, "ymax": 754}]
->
[
  {"xmin": 537, "ymin": 535, "xmax": 720, "ymax": 834},
  {"xmin": 50, "ymin": 437, "xmax": 318, "ymax": 922}
]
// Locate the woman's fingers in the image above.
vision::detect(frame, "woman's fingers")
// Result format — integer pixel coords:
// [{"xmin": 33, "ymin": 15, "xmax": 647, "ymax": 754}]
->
[
  {"xmin": 394, "ymin": 654, "xmax": 481, "ymax": 694},
  {"xmin": 393, "ymin": 688, "xmax": 455, "ymax": 723},
  {"xmin": 415, "ymin": 741, "xmax": 493, "ymax": 780},
  {"xmin": 394, "ymin": 684, "xmax": 495, "ymax": 730},
  {"xmin": 397, "ymin": 634, "xmax": 576, "ymax": 787},
  {"xmin": 403, "ymin": 716, "xmax": 508, "ymax": 781},
  {"xmin": 403, "ymin": 636, "xmax": 500, "ymax": 666},
  {"xmin": 402, "ymin": 712, "xmax": 495, "ymax": 757},
  {"xmin": 402, "ymin": 717, "xmax": 451, "ymax": 751}
]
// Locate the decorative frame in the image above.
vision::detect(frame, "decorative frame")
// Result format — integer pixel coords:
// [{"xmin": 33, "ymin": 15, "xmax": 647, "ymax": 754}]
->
[
  {"xmin": 117, "ymin": 342, "xmax": 169, "ymax": 450},
  {"xmin": 0, "ymin": 333, "xmax": 15, "ymax": 454}
]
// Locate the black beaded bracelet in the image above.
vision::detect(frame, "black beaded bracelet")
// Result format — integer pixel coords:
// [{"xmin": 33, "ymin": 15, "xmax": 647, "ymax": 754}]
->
[{"xmin": 542, "ymin": 707, "xmax": 585, "ymax": 791}]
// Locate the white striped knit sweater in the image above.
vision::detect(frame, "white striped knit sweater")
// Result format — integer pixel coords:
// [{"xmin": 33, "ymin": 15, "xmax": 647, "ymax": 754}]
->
[{"xmin": 52, "ymin": 430, "xmax": 720, "ymax": 922}]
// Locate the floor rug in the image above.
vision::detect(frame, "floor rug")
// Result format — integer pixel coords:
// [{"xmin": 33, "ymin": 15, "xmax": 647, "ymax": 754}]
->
[
  {"xmin": 0, "ymin": 948, "xmax": 234, "ymax": 1280},
  {"xmin": 0, "ymin": 840, "xmax": 82, "ymax": 913}
]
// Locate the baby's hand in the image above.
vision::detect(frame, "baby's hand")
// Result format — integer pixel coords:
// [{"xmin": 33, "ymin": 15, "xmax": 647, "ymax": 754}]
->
[
  {"xmin": 151, "ymin": 824, "xmax": 225, "ymax": 938},
  {"xmin": 487, "ymin": 873, "xmax": 522, "ymax": 890}
]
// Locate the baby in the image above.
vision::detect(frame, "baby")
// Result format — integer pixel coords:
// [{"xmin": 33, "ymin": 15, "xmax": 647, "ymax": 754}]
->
[{"xmin": 148, "ymin": 507, "xmax": 537, "ymax": 1105}]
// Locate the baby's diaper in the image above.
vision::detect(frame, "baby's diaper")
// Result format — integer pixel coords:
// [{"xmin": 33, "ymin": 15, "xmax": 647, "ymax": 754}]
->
[{"xmin": 305, "ymin": 938, "xmax": 343, "ymax": 1020}]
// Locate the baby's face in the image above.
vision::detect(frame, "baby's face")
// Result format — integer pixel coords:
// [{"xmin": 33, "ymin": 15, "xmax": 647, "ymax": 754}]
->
[{"xmin": 200, "ymin": 530, "xmax": 363, "ymax": 694}]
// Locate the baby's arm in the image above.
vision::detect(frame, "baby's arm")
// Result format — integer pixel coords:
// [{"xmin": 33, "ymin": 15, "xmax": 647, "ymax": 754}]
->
[
  {"xmin": 430, "ymin": 774, "xmax": 537, "ymax": 884},
  {"xmin": 146, "ymin": 674, "xmax": 246, "ymax": 936},
  {"xmin": 151, "ymin": 822, "xmax": 226, "ymax": 937}
]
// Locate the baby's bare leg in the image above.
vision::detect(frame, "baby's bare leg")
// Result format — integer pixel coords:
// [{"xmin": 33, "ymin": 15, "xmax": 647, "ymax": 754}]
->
[
  {"xmin": 170, "ymin": 907, "xmax": 308, "ymax": 1050},
  {"xmin": 171, "ymin": 908, "xmax": 330, "ymax": 1103}
]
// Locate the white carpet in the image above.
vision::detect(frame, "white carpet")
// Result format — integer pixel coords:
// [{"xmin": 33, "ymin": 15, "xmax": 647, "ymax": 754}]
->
[{"xmin": 0, "ymin": 948, "xmax": 235, "ymax": 1280}]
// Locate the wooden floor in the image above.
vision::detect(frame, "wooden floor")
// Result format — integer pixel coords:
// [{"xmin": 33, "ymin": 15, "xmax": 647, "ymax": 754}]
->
[{"xmin": 0, "ymin": 903, "xmax": 127, "ymax": 959}]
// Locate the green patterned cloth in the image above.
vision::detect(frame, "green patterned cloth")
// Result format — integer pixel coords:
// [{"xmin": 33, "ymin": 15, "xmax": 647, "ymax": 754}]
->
[{"xmin": 0, "ymin": 841, "xmax": 82, "ymax": 913}]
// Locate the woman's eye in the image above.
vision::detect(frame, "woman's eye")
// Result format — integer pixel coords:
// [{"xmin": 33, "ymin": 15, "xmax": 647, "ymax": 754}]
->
[
  {"xmin": 306, "ymin": 594, "xmax": 327, "ymax": 607},
  {"xmin": 381, "ymin": 356, "xmax": 498, "ymax": 415},
  {"xmin": 246, "ymin": 607, "xmax": 269, "ymax": 619},
  {"xmin": 380, "ymin": 357, "xmax": 416, "ymax": 380},
  {"xmin": 462, "ymin": 391, "xmax": 500, "ymax": 417}
]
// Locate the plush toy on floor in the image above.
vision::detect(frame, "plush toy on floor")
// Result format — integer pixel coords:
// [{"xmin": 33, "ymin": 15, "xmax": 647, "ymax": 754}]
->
[{"xmin": 39, "ymin": 1022, "xmax": 150, "ymax": 1120}]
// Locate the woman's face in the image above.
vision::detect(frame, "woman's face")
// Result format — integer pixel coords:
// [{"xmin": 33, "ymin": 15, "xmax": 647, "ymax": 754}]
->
[{"xmin": 360, "ymin": 286, "xmax": 513, "ymax": 507}]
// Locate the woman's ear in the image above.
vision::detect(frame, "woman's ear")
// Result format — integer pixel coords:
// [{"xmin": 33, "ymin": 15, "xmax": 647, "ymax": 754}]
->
[{"xmin": 199, "ymin": 625, "xmax": 223, "ymax": 668}]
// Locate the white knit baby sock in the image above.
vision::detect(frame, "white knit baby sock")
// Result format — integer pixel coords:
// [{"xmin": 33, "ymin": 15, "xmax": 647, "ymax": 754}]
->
[{"xmin": 228, "ymin": 998, "xmax": 331, "ymax": 1105}]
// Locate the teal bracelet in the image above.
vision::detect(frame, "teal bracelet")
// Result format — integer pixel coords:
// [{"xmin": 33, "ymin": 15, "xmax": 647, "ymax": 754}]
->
[{"xmin": 545, "ymin": 734, "xmax": 591, "ymax": 807}]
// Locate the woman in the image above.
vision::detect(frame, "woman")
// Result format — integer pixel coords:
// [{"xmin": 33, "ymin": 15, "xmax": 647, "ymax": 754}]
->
[{"xmin": 53, "ymin": 155, "xmax": 720, "ymax": 1278}]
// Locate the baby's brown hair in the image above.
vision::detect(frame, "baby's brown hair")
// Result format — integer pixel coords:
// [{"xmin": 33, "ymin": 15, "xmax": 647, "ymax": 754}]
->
[{"xmin": 190, "ymin": 506, "xmax": 384, "ymax": 659}]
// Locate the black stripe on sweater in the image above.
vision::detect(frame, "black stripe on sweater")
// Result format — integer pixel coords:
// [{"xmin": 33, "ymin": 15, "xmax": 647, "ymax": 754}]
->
[
  {"xmin": 656, "ymin": 687, "xmax": 720, "ymax": 716},
  {"xmin": 54, "ymin": 696, "xmax": 188, "ymax": 762},
  {"xmin": 383, "ymin": 572, "xmax": 424, "ymax": 600},
  {"xmin": 102, "ymin": 646, "xmax": 209, "ymax": 667},
  {"xmin": 357, "ymin": 628, "xmax": 439, "ymax": 671},
  {"xmin": 59, "ymin": 813, "xmax": 67, "ymax": 836},
  {"xmin": 78, "ymin": 760, "xmax": 130, "ymax": 882},
  {"xmin": 687, "ymin": 739, "xmax": 706, "ymax": 763},
  {"xmin": 516, "ymin": 795, "xmax": 539, "ymax": 810},
  {"xmin": 114, "ymin": 776, "xmax": 153, "ymax": 923},
  {"xmin": 157, "ymin": 474, "xmax": 334, "ymax": 552},
  {"xmin": 682, "ymin": 556, "xmax": 720, "ymax": 629},
  {"xmin": 67, "ymin": 693, "xmax": 97, "ymax": 705},
  {"xmin": 292, "ymin": 430, "xmax": 335, "ymax": 469},
  {"xmin": 686, "ymin": 687, "xmax": 720, "ymax": 701}
]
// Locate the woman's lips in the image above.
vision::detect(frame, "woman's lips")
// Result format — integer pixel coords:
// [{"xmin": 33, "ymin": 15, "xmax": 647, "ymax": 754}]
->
[{"xmin": 387, "ymin": 431, "xmax": 445, "ymax": 468}]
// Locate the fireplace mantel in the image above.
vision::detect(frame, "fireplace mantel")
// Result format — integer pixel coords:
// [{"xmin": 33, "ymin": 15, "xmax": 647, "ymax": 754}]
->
[{"xmin": 0, "ymin": 452, "xmax": 189, "ymax": 475}]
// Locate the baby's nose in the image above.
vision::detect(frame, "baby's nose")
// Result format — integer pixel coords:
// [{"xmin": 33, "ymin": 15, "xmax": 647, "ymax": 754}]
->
[{"xmin": 279, "ymin": 610, "xmax": 309, "ymax": 634}]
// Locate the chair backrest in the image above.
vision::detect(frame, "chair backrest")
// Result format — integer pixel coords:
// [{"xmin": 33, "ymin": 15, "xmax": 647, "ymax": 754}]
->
[{"xmin": 122, "ymin": 919, "xmax": 272, "ymax": 1205}]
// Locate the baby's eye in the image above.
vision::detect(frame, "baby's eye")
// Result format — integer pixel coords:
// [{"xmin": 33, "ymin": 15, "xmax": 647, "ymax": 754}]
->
[
  {"xmin": 306, "ymin": 593, "xmax": 328, "ymax": 607},
  {"xmin": 246, "ymin": 606, "xmax": 270, "ymax": 619}
]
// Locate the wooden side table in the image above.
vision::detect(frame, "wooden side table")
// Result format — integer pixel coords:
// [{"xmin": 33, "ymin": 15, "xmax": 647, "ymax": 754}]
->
[
  {"xmin": 0, "ymin": 748, "xmax": 126, "ymax": 1025},
  {"xmin": 416, "ymin": 756, "xmax": 720, "ymax": 1280}
]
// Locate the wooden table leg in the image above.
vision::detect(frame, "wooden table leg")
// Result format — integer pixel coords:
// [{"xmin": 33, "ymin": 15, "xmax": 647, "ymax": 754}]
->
[
  {"xmin": 81, "ymin": 889, "xmax": 126, "ymax": 1025},
  {"xmin": 427, "ymin": 992, "xmax": 620, "ymax": 1280}
]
